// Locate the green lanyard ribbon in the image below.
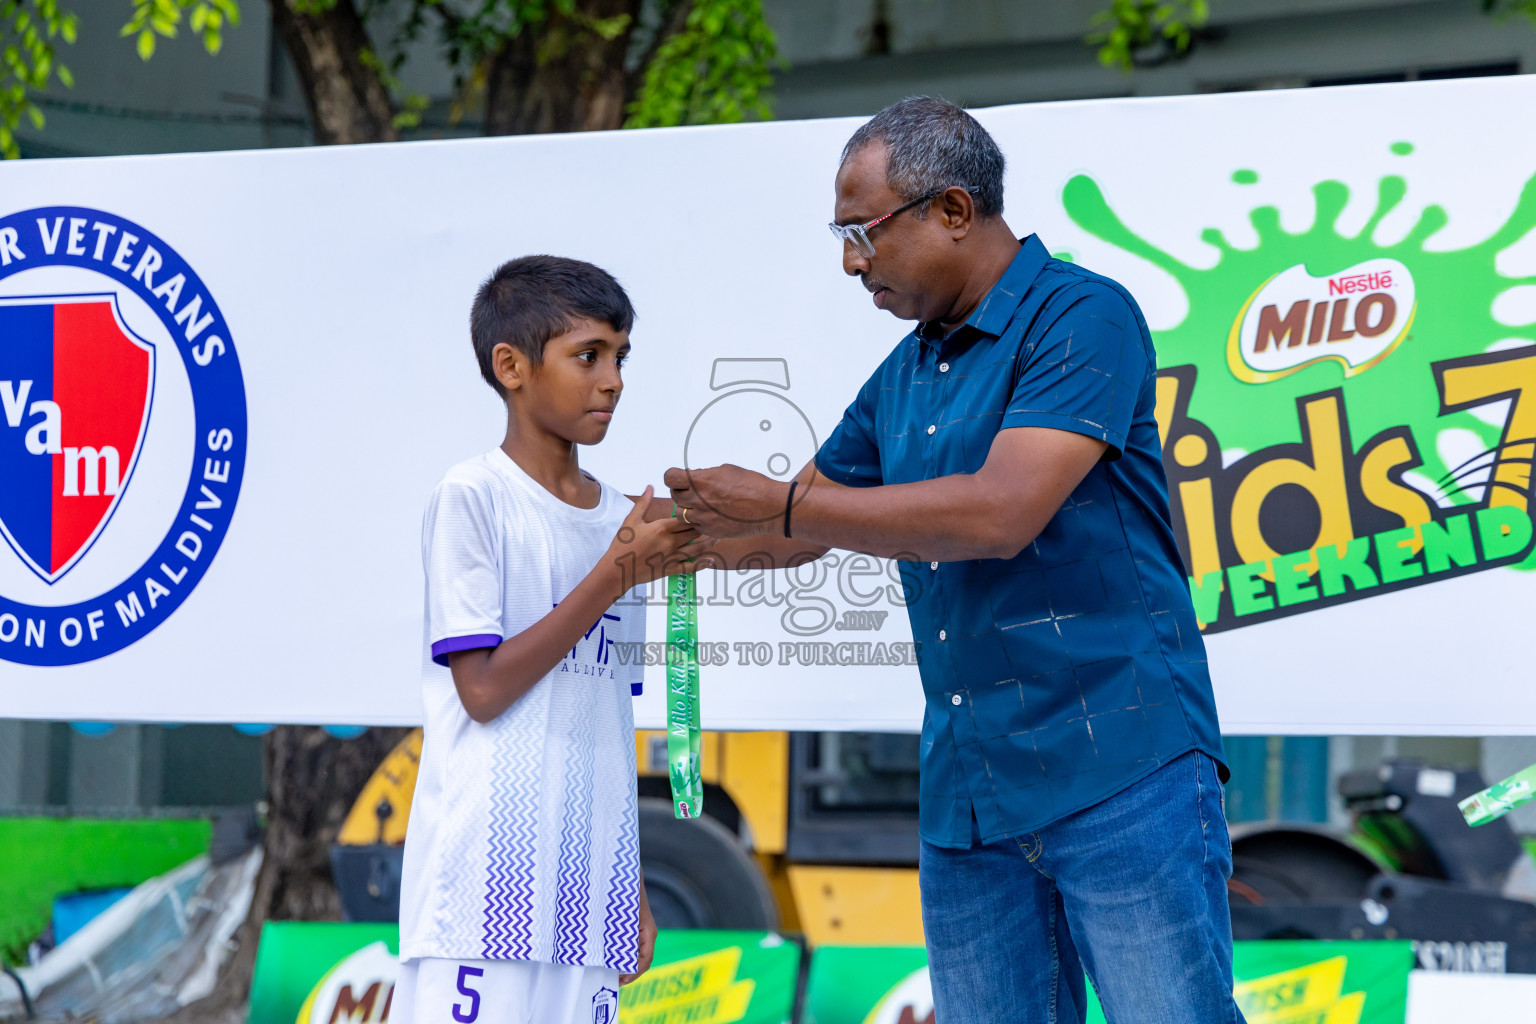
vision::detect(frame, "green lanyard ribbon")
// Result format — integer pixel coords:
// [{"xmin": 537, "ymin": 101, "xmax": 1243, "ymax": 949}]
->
[
  {"xmin": 1461, "ymin": 761, "xmax": 1536, "ymax": 827},
  {"xmin": 667, "ymin": 507, "xmax": 703, "ymax": 819}
]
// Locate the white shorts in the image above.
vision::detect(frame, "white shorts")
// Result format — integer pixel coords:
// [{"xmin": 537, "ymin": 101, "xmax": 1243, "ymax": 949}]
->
[{"xmin": 391, "ymin": 957, "xmax": 622, "ymax": 1024}]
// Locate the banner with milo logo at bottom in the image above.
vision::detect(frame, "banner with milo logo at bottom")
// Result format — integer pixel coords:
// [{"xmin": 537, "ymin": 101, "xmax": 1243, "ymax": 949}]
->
[
  {"xmin": 1016, "ymin": 76, "xmax": 1536, "ymax": 734},
  {"xmin": 1061, "ymin": 149, "xmax": 1536, "ymax": 637},
  {"xmin": 803, "ymin": 941, "xmax": 1412, "ymax": 1024},
  {"xmin": 247, "ymin": 924, "xmax": 800, "ymax": 1024}
]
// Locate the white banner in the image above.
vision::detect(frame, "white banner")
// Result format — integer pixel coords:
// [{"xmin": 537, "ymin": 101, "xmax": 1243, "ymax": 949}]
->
[{"xmin": 2, "ymin": 74, "xmax": 1535, "ymax": 734}]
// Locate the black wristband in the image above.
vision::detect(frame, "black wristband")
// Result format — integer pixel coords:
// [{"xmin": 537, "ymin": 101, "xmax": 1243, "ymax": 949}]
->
[{"xmin": 784, "ymin": 480, "xmax": 798, "ymax": 538}]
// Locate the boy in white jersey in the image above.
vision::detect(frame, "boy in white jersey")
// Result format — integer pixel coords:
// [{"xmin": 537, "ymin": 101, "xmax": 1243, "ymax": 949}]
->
[{"xmin": 396, "ymin": 256, "xmax": 699, "ymax": 1024}]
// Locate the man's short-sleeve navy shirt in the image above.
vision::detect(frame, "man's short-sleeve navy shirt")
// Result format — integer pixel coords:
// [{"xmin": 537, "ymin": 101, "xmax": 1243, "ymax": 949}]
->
[{"xmin": 816, "ymin": 235, "xmax": 1227, "ymax": 849}]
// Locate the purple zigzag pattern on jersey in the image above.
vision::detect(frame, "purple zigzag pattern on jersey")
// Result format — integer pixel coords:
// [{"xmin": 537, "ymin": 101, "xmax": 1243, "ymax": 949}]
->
[
  {"xmin": 600, "ymin": 782, "xmax": 641, "ymax": 972},
  {"xmin": 482, "ymin": 726, "xmax": 539, "ymax": 959},
  {"xmin": 550, "ymin": 722, "xmax": 596, "ymax": 965}
]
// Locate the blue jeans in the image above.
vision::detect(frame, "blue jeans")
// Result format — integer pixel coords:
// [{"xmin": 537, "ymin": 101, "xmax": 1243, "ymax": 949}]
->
[{"xmin": 918, "ymin": 751, "xmax": 1245, "ymax": 1024}]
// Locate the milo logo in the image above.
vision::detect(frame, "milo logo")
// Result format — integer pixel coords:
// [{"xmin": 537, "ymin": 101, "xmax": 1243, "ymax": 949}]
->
[
  {"xmin": 294, "ymin": 941, "xmax": 396, "ymax": 1024},
  {"xmin": 861, "ymin": 967, "xmax": 933, "ymax": 1024},
  {"xmin": 1060, "ymin": 143, "xmax": 1536, "ymax": 635},
  {"xmin": 1229, "ymin": 259, "xmax": 1414, "ymax": 383}
]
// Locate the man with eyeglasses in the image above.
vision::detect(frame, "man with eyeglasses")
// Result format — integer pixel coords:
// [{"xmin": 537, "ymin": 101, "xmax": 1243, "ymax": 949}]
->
[{"xmin": 665, "ymin": 97, "xmax": 1242, "ymax": 1024}]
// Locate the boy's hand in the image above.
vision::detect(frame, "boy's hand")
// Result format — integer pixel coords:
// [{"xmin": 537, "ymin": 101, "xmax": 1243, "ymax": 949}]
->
[
  {"xmin": 607, "ymin": 485, "xmax": 702, "ymax": 589},
  {"xmin": 620, "ymin": 882, "xmax": 658, "ymax": 985}
]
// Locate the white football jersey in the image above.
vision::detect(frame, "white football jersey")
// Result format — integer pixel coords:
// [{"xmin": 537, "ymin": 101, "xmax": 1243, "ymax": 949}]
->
[{"xmin": 399, "ymin": 448, "xmax": 645, "ymax": 972}]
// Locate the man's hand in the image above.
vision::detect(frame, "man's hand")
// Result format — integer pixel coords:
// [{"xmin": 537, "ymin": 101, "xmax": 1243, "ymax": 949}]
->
[
  {"xmin": 620, "ymin": 880, "xmax": 658, "ymax": 985},
  {"xmin": 664, "ymin": 464, "xmax": 790, "ymax": 539}
]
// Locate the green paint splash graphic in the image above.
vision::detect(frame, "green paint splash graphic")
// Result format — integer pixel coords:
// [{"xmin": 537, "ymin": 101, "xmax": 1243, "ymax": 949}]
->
[{"xmin": 1063, "ymin": 154, "xmax": 1536, "ymax": 574}]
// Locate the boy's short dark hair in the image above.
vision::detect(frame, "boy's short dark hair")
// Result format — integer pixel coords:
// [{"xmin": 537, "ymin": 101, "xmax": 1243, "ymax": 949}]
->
[{"xmin": 470, "ymin": 255, "xmax": 636, "ymax": 396}]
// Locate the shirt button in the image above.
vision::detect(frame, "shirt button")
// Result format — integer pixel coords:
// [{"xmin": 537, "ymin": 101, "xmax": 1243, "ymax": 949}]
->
[
  {"xmin": 930, "ymin": 561, "xmax": 939, "ymax": 570},
  {"xmin": 927, "ymin": 425, "xmax": 936, "ymax": 435},
  {"xmin": 951, "ymin": 694, "xmax": 962, "ymax": 706},
  {"xmin": 939, "ymin": 362, "xmax": 950, "ymax": 372},
  {"xmin": 938, "ymin": 629, "xmax": 947, "ymax": 641}
]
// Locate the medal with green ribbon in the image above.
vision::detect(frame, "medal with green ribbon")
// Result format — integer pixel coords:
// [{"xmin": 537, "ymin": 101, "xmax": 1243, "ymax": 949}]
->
[
  {"xmin": 1461, "ymin": 762, "xmax": 1536, "ymax": 827},
  {"xmin": 667, "ymin": 507, "xmax": 703, "ymax": 819}
]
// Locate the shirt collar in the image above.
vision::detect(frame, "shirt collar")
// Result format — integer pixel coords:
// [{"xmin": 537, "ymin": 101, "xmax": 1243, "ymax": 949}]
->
[{"xmin": 917, "ymin": 234, "xmax": 1051, "ymax": 348}]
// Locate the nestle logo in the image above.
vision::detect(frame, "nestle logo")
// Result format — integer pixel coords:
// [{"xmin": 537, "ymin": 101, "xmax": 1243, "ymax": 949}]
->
[
  {"xmin": 1228, "ymin": 259, "xmax": 1414, "ymax": 384},
  {"xmin": 1328, "ymin": 270, "xmax": 1394, "ymax": 296}
]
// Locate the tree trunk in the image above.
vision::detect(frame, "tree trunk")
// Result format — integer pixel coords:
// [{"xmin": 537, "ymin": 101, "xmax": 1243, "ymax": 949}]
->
[
  {"xmin": 169, "ymin": 4, "xmax": 680, "ymax": 1019},
  {"xmin": 484, "ymin": 0, "xmax": 643, "ymax": 135},
  {"xmin": 164, "ymin": 727, "xmax": 412, "ymax": 1022},
  {"xmin": 166, "ymin": 16, "xmax": 407, "ymax": 1024},
  {"xmin": 255, "ymin": 727, "xmax": 415, "ymax": 920},
  {"xmin": 267, "ymin": 0, "xmax": 398, "ymax": 145}
]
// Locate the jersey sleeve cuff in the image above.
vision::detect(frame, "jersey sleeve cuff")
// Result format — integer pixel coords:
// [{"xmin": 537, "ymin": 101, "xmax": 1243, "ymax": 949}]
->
[{"xmin": 430, "ymin": 633, "xmax": 503, "ymax": 667}]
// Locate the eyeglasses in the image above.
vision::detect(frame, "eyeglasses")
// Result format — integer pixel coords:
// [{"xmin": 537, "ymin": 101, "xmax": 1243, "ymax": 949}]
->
[{"xmin": 828, "ymin": 186, "xmax": 976, "ymax": 259}]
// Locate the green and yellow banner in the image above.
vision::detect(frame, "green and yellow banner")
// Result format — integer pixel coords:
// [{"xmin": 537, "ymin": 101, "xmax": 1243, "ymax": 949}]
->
[
  {"xmin": 247, "ymin": 924, "xmax": 800, "ymax": 1024},
  {"xmin": 803, "ymin": 941, "xmax": 1413, "ymax": 1024},
  {"xmin": 1060, "ymin": 157, "xmax": 1536, "ymax": 635}
]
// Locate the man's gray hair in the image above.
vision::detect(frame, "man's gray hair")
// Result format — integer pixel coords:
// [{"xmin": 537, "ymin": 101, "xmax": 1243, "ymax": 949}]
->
[{"xmin": 841, "ymin": 97, "xmax": 1006, "ymax": 219}]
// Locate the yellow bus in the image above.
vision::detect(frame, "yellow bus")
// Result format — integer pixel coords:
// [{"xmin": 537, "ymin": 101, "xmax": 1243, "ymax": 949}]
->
[
  {"xmin": 335, "ymin": 726, "xmax": 1536, "ymax": 961},
  {"xmin": 338, "ymin": 728, "xmax": 926, "ymax": 947}
]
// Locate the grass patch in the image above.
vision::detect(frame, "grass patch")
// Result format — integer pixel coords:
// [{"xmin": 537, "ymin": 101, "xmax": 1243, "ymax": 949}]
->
[{"xmin": 0, "ymin": 817, "xmax": 210, "ymax": 965}]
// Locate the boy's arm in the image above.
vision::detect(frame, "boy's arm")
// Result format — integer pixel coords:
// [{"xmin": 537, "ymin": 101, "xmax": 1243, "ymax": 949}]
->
[
  {"xmin": 629, "ymin": 462, "xmax": 833, "ymax": 571},
  {"xmin": 447, "ymin": 556, "xmax": 626, "ymax": 724},
  {"xmin": 449, "ymin": 488, "xmax": 695, "ymax": 724}
]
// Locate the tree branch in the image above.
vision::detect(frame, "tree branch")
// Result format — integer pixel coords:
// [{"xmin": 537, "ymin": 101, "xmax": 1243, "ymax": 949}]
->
[
  {"xmin": 267, "ymin": 0, "xmax": 398, "ymax": 144},
  {"xmin": 627, "ymin": 0, "xmax": 691, "ymax": 99}
]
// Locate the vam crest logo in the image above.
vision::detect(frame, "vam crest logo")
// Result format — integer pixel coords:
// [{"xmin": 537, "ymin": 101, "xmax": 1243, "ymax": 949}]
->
[
  {"xmin": 0, "ymin": 207, "xmax": 246, "ymax": 666},
  {"xmin": 0, "ymin": 294, "xmax": 154, "ymax": 582}
]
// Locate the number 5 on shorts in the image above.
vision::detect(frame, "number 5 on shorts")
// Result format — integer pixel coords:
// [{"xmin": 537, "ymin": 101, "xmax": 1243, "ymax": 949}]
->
[{"xmin": 453, "ymin": 965, "xmax": 483, "ymax": 1022}]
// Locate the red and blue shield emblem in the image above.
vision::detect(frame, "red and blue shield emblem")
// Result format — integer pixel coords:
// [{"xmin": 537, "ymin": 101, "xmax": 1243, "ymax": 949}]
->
[{"xmin": 0, "ymin": 294, "xmax": 154, "ymax": 583}]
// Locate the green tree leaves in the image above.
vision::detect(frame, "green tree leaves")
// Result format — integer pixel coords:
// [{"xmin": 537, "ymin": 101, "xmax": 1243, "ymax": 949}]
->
[
  {"xmin": 1088, "ymin": 0, "xmax": 1210, "ymax": 72},
  {"xmin": 626, "ymin": 0, "xmax": 777, "ymax": 129},
  {"xmin": 1479, "ymin": 0, "xmax": 1536, "ymax": 21},
  {"xmin": 0, "ymin": 0, "xmax": 78, "ymax": 158},
  {"xmin": 380, "ymin": 0, "xmax": 778, "ymax": 134},
  {"xmin": 15, "ymin": 1, "xmax": 1536, "ymax": 163},
  {"xmin": 122, "ymin": 0, "xmax": 240, "ymax": 61},
  {"xmin": 2, "ymin": 0, "xmax": 239, "ymax": 159}
]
